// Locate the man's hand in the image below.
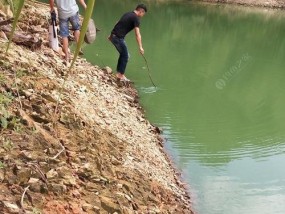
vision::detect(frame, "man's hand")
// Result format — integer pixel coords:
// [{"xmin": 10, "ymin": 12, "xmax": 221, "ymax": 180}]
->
[
  {"xmin": 51, "ymin": 10, "xmax": 57, "ymax": 22},
  {"xmin": 139, "ymin": 47, "xmax": 144, "ymax": 55},
  {"xmin": 78, "ymin": 0, "xmax": 87, "ymax": 10},
  {"xmin": 49, "ymin": 0, "xmax": 55, "ymax": 13}
]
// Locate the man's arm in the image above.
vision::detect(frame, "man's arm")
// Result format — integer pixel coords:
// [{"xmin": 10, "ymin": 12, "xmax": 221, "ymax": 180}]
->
[
  {"xmin": 134, "ymin": 27, "xmax": 144, "ymax": 55},
  {"xmin": 49, "ymin": 0, "xmax": 55, "ymax": 11},
  {"xmin": 77, "ymin": 0, "xmax": 87, "ymax": 10}
]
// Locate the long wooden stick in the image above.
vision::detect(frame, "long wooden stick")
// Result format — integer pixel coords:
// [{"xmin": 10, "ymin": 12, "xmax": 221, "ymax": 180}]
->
[{"xmin": 141, "ymin": 54, "xmax": 156, "ymax": 88}]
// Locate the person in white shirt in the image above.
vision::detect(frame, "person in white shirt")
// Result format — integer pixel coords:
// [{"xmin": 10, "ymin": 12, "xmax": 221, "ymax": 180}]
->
[{"xmin": 49, "ymin": 0, "xmax": 87, "ymax": 62}]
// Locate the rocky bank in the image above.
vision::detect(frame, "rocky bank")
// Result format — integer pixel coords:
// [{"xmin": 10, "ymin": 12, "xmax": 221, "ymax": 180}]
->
[{"xmin": 0, "ymin": 1, "xmax": 193, "ymax": 214}]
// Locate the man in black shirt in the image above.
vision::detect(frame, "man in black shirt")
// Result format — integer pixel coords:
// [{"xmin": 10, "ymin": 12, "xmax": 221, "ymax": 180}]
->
[{"xmin": 109, "ymin": 4, "xmax": 147, "ymax": 81}]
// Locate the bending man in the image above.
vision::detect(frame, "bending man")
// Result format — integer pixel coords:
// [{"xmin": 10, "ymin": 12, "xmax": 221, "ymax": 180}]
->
[{"xmin": 109, "ymin": 4, "xmax": 147, "ymax": 81}]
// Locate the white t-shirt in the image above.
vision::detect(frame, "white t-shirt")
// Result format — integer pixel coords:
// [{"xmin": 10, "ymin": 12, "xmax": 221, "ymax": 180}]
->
[{"xmin": 55, "ymin": 0, "xmax": 79, "ymax": 19}]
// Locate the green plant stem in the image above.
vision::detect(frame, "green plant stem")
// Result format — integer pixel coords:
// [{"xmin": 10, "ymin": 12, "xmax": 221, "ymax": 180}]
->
[
  {"xmin": 69, "ymin": 0, "xmax": 96, "ymax": 72},
  {"xmin": 5, "ymin": 0, "xmax": 25, "ymax": 54}
]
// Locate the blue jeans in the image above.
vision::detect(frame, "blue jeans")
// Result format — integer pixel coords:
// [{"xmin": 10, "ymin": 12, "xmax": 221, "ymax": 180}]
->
[
  {"xmin": 59, "ymin": 13, "xmax": 80, "ymax": 37},
  {"xmin": 110, "ymin": 34, "xmax": 129, "ymax": 74}
]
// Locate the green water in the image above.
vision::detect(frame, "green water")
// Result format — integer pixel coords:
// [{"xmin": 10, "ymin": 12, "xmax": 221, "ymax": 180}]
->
[{"xmin": 85, "ymin": 1, "xmax": 285, "ymax": 213}]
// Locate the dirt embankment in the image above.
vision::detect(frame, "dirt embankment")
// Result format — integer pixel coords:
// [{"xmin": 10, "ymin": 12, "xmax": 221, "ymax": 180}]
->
[
  {"xmin": 195, "ymin": 0, "xmax": 285, "ymax": 8},
  {"xmin": 0, "ymin": 1, "xmax": 193, "ymax": 214}
]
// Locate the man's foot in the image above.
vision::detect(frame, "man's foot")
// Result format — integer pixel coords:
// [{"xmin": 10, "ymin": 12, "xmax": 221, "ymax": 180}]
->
[
  {"xmin": 63, "ymin": 60, "xmax": 70, "ymax": 67},
  {"xmin": 119, "ymin": 76, "xmax": 131, "ymax": 82},
  {"xmin": 63, "ymin": 55, "xmax": 70, "ymax": 66},
  {"xmin": 116, "ymin": 73, "xmax": 130, "ymax": 81}
]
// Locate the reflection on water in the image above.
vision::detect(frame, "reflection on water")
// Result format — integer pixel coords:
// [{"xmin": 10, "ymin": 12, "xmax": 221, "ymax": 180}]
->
[
  {"xmin": 139, "ymin": 86, "xmax": 158, "ymax": 94},
  {"xmin": 84, "ymin": 1, "xmax": 285, "ymax": 213},
  {"xmin": 186, "ymin": 153, "xmax": 285, "ymax": 214}
]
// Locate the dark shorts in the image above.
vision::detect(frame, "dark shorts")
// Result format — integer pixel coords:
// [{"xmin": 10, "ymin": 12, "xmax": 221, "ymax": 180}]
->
[{"xmin": 59, "ymin": 13, "xmax": 80, "ymax": 37}]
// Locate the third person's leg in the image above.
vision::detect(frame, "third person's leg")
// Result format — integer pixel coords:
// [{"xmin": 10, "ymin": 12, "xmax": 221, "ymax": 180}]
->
[
  {"xmin": 70, "ymin": 13, "xmax": 83, "ymax": 55},
  {"xmin": 59, "ymin": 17, "xmax": 70, "ymax": 62}
]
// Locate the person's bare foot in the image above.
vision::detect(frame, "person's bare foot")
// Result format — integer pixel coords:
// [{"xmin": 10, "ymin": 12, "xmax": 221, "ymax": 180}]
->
[
  {"xmin": 63, "ymin": 54, "xmax": 70, "ymax": 66},
  {"xmin": 116, "ymin": 73, "xmax": 130, "ymax": 82},
  {"xmin": 116, "ymin": 73, "xmax": 123, "ymax": 79}
]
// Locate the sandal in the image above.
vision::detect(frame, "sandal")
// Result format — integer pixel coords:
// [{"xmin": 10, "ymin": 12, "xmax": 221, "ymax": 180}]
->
[{"xmin": 119, "ymin": 77, "xmax": 131, "ymax": 82}]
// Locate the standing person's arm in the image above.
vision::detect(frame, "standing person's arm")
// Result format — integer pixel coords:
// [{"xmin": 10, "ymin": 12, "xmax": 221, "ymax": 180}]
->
[
  {"xmin": 49, "ymin": 0, "xmax": 55, "ymax": 11},
  {"xmin": 134, "ymin": 27, "xmax": 144, "ymax": 55},
  {"xmin": 77, "ymin": 0, "xmax": 87, "ymax": 10}
]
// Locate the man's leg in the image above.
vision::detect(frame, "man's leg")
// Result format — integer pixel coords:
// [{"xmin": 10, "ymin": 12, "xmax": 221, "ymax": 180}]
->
[
  {"xmin": 59, "ymin": 18, "xmax": 70, "ymax": 62},
  {"xmin": 110, "ymin": 35, "xmax": 129, "ymax": 80},
  {"xmin": 73, "ymin": 30, "xmax": 83, "ymax": 55},
  {"xmin": 116, "ymin": 52, "xmax": 128, "ymax": 79},
  {"xmin": 74, "ymin": 30, "xmax": 80, "ymax": 43},
  {"xmin": 70, "ymin": 13, "xmax": 83, "ymax": 55},
  {"xmin": 116, "ymin": 39, "xmax": 129, "ymax": 79},
  {"xmin": 62, "ymin": 37, "xmax": 69, "ymax": 61}
]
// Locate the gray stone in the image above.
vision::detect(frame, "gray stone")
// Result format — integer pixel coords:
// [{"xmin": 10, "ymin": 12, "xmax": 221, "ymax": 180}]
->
[
  {"xmin": 82, "ymin": 203, "xmax": 93, "ymax": 212},
  {"xmin": 102, "ymin": 66, "xmax": 112, "ymax": 74},
  {"xmin": 46, "ymin": 169, "xmax": 58, "ymax": 179},
  {"xmin": 49, "ymin": 183, "xmax": 67, "ymax": 194},
  {"xmin": 3, "ymin": 201, "xmax": 20, "ymax": 213}
]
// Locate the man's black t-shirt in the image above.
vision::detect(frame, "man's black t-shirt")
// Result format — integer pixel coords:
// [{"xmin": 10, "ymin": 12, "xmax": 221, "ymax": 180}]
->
[{"xmin": 111, "ymin": 12, "xmax": 140, "ymax": 38}]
